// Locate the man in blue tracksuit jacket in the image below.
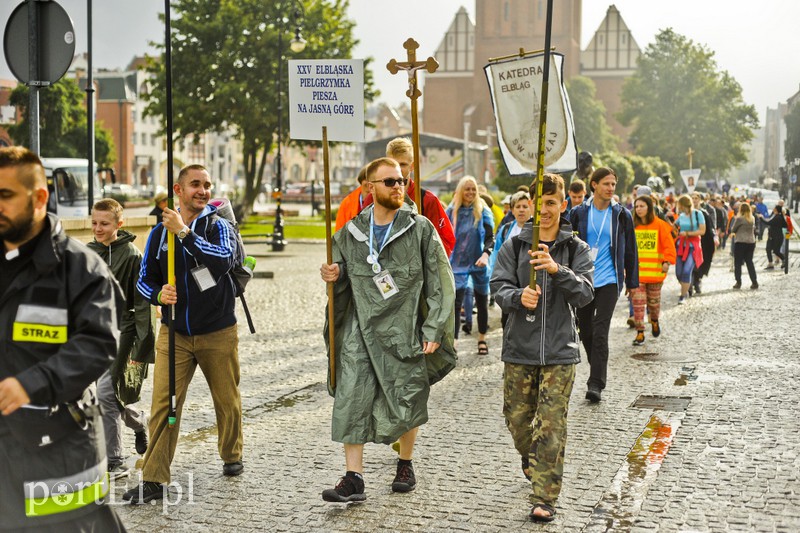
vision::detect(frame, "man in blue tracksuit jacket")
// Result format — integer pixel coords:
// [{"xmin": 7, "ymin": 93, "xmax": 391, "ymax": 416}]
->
[
  {"xmin": 569, "ymin": 167, "xmax": 638, "ymax": 403},
  {"xmin": 125, "ymin": 164, "xmax": 244, "ymax": 504}
]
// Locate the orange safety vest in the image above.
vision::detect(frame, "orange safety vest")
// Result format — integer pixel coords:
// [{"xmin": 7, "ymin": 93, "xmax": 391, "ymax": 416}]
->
[{"xmin": 635, "ymin": 218, "xmax": 677, "ymax": 283}]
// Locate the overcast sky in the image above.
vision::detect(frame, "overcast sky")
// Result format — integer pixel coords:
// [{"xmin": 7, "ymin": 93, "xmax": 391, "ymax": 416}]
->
[{"xmin": 2, "ymin": 0, "xmax": 798, "ymax": 123}]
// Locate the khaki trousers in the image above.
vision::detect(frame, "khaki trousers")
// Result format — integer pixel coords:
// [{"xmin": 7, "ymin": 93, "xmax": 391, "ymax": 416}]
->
[{"xmin": 142, "ymin": 324, "xmax": 242, "ymax": 483}]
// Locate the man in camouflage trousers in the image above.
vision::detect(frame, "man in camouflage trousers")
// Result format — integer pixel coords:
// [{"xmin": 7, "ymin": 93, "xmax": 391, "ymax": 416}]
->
[{"xmin": 491, "ymin": 174, "xmax": 594, "ymax": 522}]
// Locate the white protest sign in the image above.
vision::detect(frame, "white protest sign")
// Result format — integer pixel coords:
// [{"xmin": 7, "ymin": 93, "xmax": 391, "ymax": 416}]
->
[
  {"xmin": 289, "ymin": 59, "xmax": 364, "ymax": 142},
  {"xmin": 484, "ymin": 52, "xmax": 577, "ymax": 176},
  {"xmin": 680, "ymin": 168, "xmax": 702, "ymax": 194}
]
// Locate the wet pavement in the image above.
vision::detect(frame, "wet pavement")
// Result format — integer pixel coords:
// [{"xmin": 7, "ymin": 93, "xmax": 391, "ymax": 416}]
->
[{"xmin": 112, "ymin": 241, "xmax": 800, "ymax": 532}]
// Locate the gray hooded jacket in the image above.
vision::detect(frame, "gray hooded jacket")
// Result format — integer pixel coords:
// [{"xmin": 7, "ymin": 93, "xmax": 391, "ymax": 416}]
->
[{"xmin": 490, "ymin": 219, "xmax": 594, "ymax": 366}]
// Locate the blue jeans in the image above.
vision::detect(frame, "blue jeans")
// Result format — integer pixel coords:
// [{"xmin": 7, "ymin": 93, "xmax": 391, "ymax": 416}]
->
[{"xmin": 675, "ymin": 251, "xmax": 695, "ymax": 283}]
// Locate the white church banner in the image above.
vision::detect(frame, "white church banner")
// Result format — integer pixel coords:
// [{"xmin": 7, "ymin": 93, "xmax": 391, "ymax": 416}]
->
[
  {"xmin": 484, "ymin": 52, "xmax": 577, "ymax": 176},
  {"xmin": 680, "ymin": 168, "xmax": 702, "ymax": 194}
]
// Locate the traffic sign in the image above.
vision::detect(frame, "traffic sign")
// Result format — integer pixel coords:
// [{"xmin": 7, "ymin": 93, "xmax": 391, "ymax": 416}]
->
[{"xmin": 4, "ymin": 1, "xmax": 75, "ymax": 85}]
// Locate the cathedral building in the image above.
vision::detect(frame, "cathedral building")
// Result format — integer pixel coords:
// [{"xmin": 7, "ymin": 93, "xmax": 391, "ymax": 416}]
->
[{"xmin": 423, "ymin": 2, "xmax": 639, "ymax": 154}]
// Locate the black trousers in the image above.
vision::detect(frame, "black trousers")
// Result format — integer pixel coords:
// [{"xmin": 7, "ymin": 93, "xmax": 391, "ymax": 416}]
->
[
  {"xmin": 766, "ymin": 235, "xmax": 785, "ymax": 263},
  {"xmin": 576, "ymin": 284, "xmax": 619, "ymax": 390},
  {"xmin": 733, "ymin": 242, "xmax": 757, "ymax": 284},
  {"xmin": 454, "ymin": 288, "xmax": 487, "ymax": 339}
]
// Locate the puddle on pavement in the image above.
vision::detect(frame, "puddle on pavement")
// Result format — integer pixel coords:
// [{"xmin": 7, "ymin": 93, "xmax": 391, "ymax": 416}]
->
[
  {"xmin": 631, "ymin": 352, "xmax": 695, "ymax": 363},
  {"xmin": 674, "ymin": 366, "xmax": 698, "ymax": 386},
  {"xmin": 585, "ymin": 412, "xmax": 683, "ymax": 531},
  {"xmin": 246, "ymin": 392, "xmax": 313, "ymax": 415},
  {"xmin": 179, "ymin": 387, "xmax": 320, "ymax": 445}
]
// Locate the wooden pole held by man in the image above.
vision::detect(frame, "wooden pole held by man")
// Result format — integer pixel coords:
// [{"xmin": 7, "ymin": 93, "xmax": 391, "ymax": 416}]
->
[
  {"xmin": 322, "ymin": 126, "xmax": 336, "ymax": 391},
  {"xmin": 529, "ymin": 0, "xmax": 555, "ymax": 292},
  {"xmin": 387, "ymin": 38, "xmax": 438, "ymax": 211}
]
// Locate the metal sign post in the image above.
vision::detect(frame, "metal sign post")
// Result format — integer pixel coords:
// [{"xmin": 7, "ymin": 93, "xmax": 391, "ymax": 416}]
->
[{"xmin": 4, "ymin": 0, "xmax": 76, "ymax": 154}]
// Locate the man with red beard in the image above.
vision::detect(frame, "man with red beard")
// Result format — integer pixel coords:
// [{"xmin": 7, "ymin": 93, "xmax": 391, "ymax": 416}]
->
[{"xmin": 319, "ymin": 157, "xmax": 456, "ymax": 503}]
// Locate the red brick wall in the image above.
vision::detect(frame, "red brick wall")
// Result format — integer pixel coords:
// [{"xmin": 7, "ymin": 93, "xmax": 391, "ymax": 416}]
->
[{"xmin": 96, "ymin": 100, "xmax": 133, "ymax": 184}]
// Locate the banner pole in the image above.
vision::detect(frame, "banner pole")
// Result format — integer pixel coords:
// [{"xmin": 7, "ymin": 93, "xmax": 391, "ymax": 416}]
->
[
  {"xmin": 322, "ymin": 126, "xmax": 336, "ymax": 391},
  {"xmin": 529, "ymin": 0, "xmax": 554, "ymax": 293},
  {"xmin": 164, "ymin": 0, "xmax": 177, "ymax": 427}
]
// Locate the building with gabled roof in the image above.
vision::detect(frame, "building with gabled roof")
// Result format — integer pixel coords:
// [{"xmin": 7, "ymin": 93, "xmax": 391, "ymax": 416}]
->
[
  {"xmin": 423, "ymin": 1, "xmax": 582, "ymax": 163},
  {"xmin": 580, "ymin": 4, "xmax": 640, "ymax": 147}
]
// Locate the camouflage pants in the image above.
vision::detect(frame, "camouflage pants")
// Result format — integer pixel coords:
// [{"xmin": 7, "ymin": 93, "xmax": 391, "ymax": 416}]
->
[{"xmin": 503, "ymin": 362, "xmax": 575, "ymax": 506}]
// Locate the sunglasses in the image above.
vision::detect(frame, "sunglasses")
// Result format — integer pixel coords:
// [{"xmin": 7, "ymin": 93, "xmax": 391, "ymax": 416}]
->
[{"xmin": 370, "ymin": 177, "xmax": 408, "ymax": 187}]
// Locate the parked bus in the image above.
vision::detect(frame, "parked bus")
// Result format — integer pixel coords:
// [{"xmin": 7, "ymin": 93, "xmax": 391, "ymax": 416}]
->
[{"xmin": 41, "ymin": 158, "xmax": 102, "ymax": 218}]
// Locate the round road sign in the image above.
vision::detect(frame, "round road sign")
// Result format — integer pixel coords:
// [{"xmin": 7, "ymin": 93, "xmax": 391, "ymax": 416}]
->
[{"xmin": 4, "ymin": 1, "xmax": 76, "ymax": 85}]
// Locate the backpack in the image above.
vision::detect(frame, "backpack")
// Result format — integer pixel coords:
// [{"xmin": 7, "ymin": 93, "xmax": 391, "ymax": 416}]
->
[{"xmin": 205, "ymin": 207, "xmax": 256, "ymax": 334}]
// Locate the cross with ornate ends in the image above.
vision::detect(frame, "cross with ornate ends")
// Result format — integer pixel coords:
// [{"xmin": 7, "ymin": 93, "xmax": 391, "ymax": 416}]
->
[
  {"xmin": 387, "ymin": 38, "xmax": 439, "ymax": 210},
  {"xmin": 387, "ymin": 38, "xmax": 439, "ymax": 99},
  {"xmin": 686, "ymin": 147, "xmax": 695, "ymax": 169}
]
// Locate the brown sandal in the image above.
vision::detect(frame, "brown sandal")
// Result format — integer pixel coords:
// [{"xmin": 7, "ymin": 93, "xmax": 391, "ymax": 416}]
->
[
  {"xmin": 529, "ymin": 503, "xmax": 556, "ymax": 522},
  {"xmin": 477, "ymin": 340, "xmax": 488, "ymax": 355}
]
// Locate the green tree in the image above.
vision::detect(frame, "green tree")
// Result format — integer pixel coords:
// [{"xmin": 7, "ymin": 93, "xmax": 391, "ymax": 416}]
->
[
  {"xmin": 7, "ymin": 78, "xmax": 116, "ymax": 166},
  {"xmin": 645, "ymin": 156, "xmax": 672, "ymax": 179},
  {"xmin": 566, "ymin": 76, "xmax": 617, "ymax": 153},
  {"xmin": 142, "ymin": 0, "xmax": 376, "ymax": 216},
  {"xmin": 596, "ymin": 151, "xmax": 634, "ymax": 192},
  {"xmin": 619, "ymin": 29, "xmax": 758, "ymax": 176},
  {"xmin": 625, "ymin": 154, "xmax": 654, "ymax": 188},
  {"xmin": 493, "ymin": 147, "xmax": 533, "ymax": 193}
]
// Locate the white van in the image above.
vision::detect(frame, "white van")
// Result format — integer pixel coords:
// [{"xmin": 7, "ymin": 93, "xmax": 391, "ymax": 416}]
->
[{"xmin": 40, "ymin": 158, "xmax": 102, "ymax": 218}]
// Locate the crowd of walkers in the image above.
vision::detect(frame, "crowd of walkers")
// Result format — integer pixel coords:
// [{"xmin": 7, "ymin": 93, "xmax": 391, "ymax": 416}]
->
[{"xmin": 7, "ymin": 137, "xmax": 794, "ymax": 531}]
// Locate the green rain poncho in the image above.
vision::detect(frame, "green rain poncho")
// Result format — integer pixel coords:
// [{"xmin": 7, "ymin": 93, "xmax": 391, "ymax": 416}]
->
[
  {"xmin": 87, "ymin": 229, "xmax": 155, "ymax": 404},
  {"xmin": 325, "ymin": 203, "xmax": 457, "ymax": 444}
]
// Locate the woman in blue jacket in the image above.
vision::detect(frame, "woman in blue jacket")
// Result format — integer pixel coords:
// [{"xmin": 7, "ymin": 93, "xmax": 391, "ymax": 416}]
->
[{"xmin": 447, "ymin": 176, "xmax": 495, "ymax": 354}]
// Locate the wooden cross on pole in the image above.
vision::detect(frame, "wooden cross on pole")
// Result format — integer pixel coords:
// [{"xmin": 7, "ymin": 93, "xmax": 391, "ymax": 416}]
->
[
  {"xmin": 686, "ymin": 147, "xmax": 695, "ymax": 169},
  {"xmin": 387, "ymin": 38, "xmax": 438, "ymax": 210}
]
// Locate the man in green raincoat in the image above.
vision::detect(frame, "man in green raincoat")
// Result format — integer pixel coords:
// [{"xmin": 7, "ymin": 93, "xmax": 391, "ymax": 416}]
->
[{"xmin": 320, "ymin": 157, "xmax": 456, "ymax": 503}]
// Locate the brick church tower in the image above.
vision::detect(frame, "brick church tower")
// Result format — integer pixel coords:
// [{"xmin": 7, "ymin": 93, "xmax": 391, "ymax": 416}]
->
[{"xmin": 423, "ymin": 1, "xmax": 582, "ymax": 145}]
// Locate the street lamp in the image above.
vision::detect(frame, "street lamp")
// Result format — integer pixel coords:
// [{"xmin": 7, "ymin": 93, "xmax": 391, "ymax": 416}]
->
[{"xmin": 272, "ymin": 1, "xmax": 306, "ymax": 252}]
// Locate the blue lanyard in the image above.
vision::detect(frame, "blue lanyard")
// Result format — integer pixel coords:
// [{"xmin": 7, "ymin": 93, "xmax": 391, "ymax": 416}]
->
[{"xmin": 368, "ymin": 210, "xmax": 397, "ymax": 269}]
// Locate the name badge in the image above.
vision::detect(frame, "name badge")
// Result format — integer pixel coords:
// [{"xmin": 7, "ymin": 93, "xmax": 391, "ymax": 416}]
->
[
  {"xmin": 372, "ymin": 270, "xmax": 399, "ymax": 300},
  {"xmin": 191, "ymin": 265, "xmax": 217, "ymax": 292},
  {"xmin": 589, "ymin": 247, "xmax": 599, "ymax": 262}
]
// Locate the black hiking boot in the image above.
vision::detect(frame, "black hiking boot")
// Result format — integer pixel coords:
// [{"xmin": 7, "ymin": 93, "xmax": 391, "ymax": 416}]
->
[
  {"xmin": 322, "ymin": 473, "xmax": 366, "ymax": 503},
  {"xmin": 391, "ymin": 461, "xmax": 416, "ymax": 493},
  {"xmin": 123, "ymin": 481, "xmax": 165, "ymax": 504}
]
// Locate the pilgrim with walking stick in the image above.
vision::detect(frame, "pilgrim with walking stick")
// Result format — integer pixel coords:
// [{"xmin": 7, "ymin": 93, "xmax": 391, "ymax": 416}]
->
[
  {"xmin": 486, "ymin": 0, "xmax": 594, "ymax": 522},
  {"xmin": 126, "ymin": 0, "xmax": 245, "ymax": 504}
]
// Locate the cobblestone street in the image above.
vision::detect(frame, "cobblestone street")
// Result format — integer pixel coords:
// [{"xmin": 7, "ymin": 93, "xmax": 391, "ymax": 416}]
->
[{"xmin": 113, "ymin": 241, "xmax": 800, "ymax": 532}]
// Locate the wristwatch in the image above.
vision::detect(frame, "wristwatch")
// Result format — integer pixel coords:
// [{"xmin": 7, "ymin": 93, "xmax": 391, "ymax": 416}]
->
[{"xmin": 177, "ymin": 225, "xmax": 191, "ymax": 240}]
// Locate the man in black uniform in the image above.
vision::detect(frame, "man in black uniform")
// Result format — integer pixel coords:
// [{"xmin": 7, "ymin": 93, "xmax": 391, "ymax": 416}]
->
[{"xmin": 0, "ymin": 147, "xmax": 126, "ymax": 531}]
